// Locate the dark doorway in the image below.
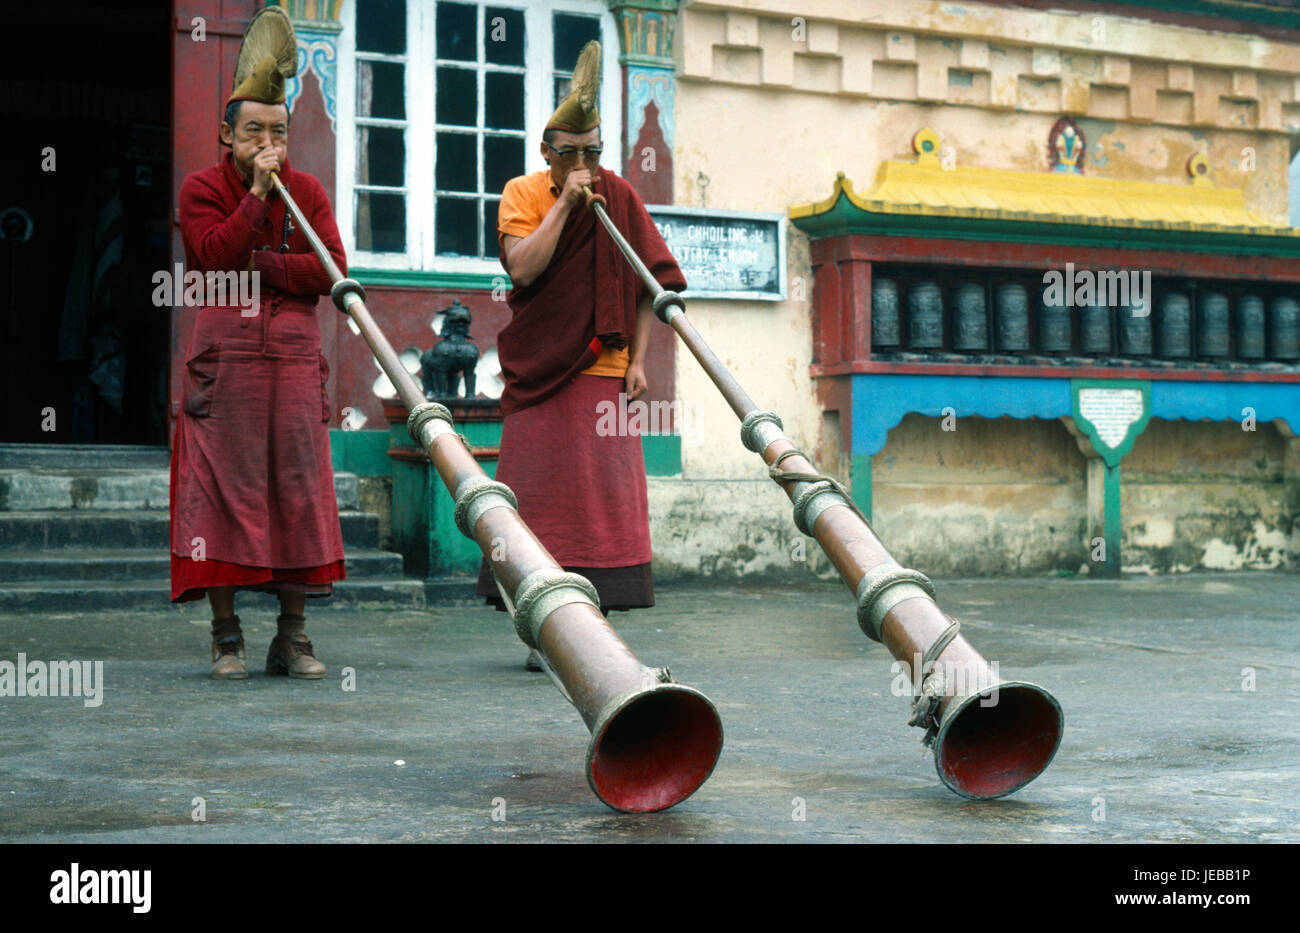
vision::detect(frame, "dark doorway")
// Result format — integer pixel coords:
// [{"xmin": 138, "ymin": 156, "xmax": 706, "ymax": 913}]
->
[{"xmin": 0, "ymin": 0, "xmax": 172, "ymax": 445}]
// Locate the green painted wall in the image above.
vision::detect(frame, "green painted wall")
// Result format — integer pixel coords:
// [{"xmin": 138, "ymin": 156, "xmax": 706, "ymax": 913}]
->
[
  {"xmin": 329, "ymin": 429, "xmax": 392, "ymax": 476},
  {"xmin": 331, "ymin": 427, "xmax": 682, "ymax": 576},
  {"xmin": 330, "ymin": 428, "xmax": 682, "ymax": 477}
]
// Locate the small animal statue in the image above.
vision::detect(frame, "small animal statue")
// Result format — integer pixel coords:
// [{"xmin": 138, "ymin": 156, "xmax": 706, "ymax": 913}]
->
[{"xmin": 421, "ymin": 299, "xmax": 479, "ymax": 399}]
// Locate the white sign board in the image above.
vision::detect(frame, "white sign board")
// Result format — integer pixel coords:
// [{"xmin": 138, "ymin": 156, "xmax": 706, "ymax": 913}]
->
[
  {"xmin": 647, "ymin": 205, "xmax": 786, "ymax": 301},
  {"xmin": 1077, "ymin": 387, "xmax": 1145, "ymax": 451}
]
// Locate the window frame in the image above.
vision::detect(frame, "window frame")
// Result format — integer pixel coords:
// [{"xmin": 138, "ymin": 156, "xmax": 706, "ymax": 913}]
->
[{"xmin": 336, "ymin": 0, "xmax": 622, "ymax": 274}]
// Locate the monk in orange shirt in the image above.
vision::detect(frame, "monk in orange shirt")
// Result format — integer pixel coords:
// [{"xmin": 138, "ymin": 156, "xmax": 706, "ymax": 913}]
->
[
  {"xmin": 497, "ymin": 170, "xmax": 641, "ymax": 384},
  {"xmin": 474, "ymin": 42, "xmax": 686, "ymax": 668}
]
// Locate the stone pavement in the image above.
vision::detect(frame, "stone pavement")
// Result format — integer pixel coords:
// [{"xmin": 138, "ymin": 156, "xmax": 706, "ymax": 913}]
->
[{"xmin": 1, "ymin": 572, "xmax": 1296, "ymax": 843}]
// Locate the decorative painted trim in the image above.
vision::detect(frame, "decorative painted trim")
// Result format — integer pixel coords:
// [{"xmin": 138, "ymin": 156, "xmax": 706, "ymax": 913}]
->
[
  {"xmin": 1149, "ymin": 380, "xmax": 1299, "ymax": 435},
  {"xmin": 352, "ymin": 268, "xmax": 507, "ymax": 291},
  {"xmin": 285, "ymin": 28, "xmax": 339, "ymax": 131},
  {"xmin": 849, "ymin": 373, "xmax": 1073, "ymax": 455},
  {"xmin": 793, "ymin": 185, "xmax": 1300, "ymax": 258},
  {"xmin": 608, "ymin": 0, "xmax": 678, "ymax": 66},
  {"xmin": 791, "ymin": 168, "xmax": 1300, "ymax": 253},
  {"xmin": 1048, "ymin": 116, "xmax": 1085, "ymax": 175},
  {"xmin": 627, "ymin": 65, "xmax": 675, "ymax": 153},
  {"xmin": 846, "ymin": 372, "xmax": 1300, "ymax": 458},
  {"xmin": 274, "ymin": 0, "xmax": 344, "ymax": 25}
]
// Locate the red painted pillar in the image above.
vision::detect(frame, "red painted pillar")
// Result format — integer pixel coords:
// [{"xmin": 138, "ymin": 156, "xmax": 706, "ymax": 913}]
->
[
  {"xmin": 610, "ymin": 1, "xmax": 682, "ymax": 427},
  {"xmin": 169, "ymin": 1, "xmax": 261, "ymax": 444},
  {"xmin": 810, "ymin": 236, "xmax": 875, "ymax": 367}
]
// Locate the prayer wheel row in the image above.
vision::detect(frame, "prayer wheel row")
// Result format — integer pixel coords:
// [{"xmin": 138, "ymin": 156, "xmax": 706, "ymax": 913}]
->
[{"xmin": 870, "ymin": 277, "xmax": 1300, "ymax": 361}]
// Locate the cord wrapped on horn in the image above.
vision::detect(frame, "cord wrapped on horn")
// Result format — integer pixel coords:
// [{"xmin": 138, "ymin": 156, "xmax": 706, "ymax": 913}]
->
[{"xmin": 908, "ymin": 618, "xmax": 963, "ymax": 747}]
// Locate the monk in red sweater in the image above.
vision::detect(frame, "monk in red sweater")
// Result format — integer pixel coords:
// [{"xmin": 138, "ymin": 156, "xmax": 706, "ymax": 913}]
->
[{"xmin": 170, "ymin": 7, "xmax": 345, "ymax": 680}]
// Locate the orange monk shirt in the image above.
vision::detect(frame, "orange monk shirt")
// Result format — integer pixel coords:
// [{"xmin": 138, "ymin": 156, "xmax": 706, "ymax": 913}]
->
[{"xmin": 498, "ymin": 170, "xmax": 629, "ymax": 378}]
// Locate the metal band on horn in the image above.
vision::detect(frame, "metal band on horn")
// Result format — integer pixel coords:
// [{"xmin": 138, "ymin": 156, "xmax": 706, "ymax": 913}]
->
[
  {"xmin": 577, "ymin": 178, "xmax": 1063, "ymax": 801},
  {"xmin": 269, "ymin": 170, "xmax": 724, "ymax": 814},
  {"xmin": 452, "ymin": 474, "xmax": 518, "ymax": 538}
]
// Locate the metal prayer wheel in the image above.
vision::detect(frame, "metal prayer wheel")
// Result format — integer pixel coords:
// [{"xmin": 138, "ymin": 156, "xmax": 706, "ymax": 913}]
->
[
  {"xmin": 1080, "ymin": 305, "xmax": 1111, "ymax": 355},
  {"xmin": 1270, "ymin": 295, "xmax": 1300, "ymax": 360},
  {"xmin": 1117, "ymin": 304, "xmax": 1152, "ymax": 356},
  {"xmin": 994, "ymin": 283, "xmax": 1030, "ymax": 352},
  {"xmin": 906, "ymin": 281, "xmax": 944, "ymax": 349},
  {"xmin": 871, "ymin": 277, "xmax": 901, "ymax": 349},
  {"xmin": 1038, "ymin": 299, "xmax": 1073, "ymax": 353},
  {"xmin": 1196, "ymin": 292, "xmax": 1230, "ymax": 358},
  {"xmin": 1156, "ymin": 292, "xmax": 1192, "ymax": 359},
  {"xmin": 952, "ymin": 282, "xmax": 988, "ymax": 351},
  {"xmin": 1236, "ymin": 295, "xmax": 1265, "ymax": 360}
]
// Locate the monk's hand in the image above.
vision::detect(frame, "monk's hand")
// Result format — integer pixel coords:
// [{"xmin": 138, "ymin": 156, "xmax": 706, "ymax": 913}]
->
[
  {"xmin": 250, "ymin": 146, "xmax": 283, "ymax": 200},
  {"xmin": 560, "ymin": 168, "xmax": 594, "ymax": 208},
  {"xmin": 625, "ymin": 361, "xmax": 648, "ymax": 401}
]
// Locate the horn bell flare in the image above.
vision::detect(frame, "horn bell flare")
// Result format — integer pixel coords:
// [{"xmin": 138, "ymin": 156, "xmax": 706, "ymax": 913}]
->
[
  {"xmin": 585, "ymin": 684, "xmax": 724, "ymax": 813},
  {"xmin": 933, "ymin": 681, "xmax": 1064, "ymax": 800}
]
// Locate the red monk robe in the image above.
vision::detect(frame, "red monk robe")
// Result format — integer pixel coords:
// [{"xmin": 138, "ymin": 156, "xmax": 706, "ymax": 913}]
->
[
  {"xmin": 476, "ymin": 169, "xmax": 686, "ymax": 610},
  {"xmin": 170, "ymin": 153, "xmax": 347, "ymax": 603}
]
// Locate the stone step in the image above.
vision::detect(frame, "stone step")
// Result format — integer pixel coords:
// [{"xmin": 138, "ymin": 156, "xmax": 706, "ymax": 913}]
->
[
  {"xmin": 424, "ymin": 575, "xmax": 487, "ymax": 607},
  {"xmin": 0, "ymin": 444, "xmax": 171, "ymax": 470},
  {"xmin": 0, "ymin": 468, "xmax": 360, "ymax": 512},
  {"xmin": 0, "ymin": 509, "xmax": 380, "ymax": 551},
  {"xmin": 335, "ymin": 472, "xmax": 360, "ymax": 510},
  {"xmin": 0, "ymin": 546, "xmax": 403, "ymax": 582},
  {"xmin": 0, "ymin": 576, "xmax": 425, "ymax": 614}
]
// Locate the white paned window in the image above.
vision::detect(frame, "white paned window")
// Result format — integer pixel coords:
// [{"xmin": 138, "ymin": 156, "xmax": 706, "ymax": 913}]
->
[{"xmin": 337, "ymin": 0, "xmax": 621, "ymax": 274}]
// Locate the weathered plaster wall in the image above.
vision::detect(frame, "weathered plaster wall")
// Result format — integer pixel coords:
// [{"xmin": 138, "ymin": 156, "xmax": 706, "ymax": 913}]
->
[
  {"xmin": 644, "ymin": 0, "xmax": 1300, "ymax": 580},
  {"xmin": 1123, "ymin": 419, "xmax": 1294, "ymax": 572},
  {"xmin": 647, "ymin": 476, "xmax": 838, "ymax": 581},
  {"xmin": 676, "ymin": 0, "xmax": 1300, "ymax": 216},
  {"xmin": 872, "ymin": 415, "xmax": 1090, "ymax": 576}
]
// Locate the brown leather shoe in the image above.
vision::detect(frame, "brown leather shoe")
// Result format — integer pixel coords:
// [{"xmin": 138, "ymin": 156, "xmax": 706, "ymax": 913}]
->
[
  {"xmin": 211, "ymin": 634, "xmax": 247, "ymax": 680},
  {"xmin": 266, "ymin": 633, "xmax": 326, "ymax": 679}
]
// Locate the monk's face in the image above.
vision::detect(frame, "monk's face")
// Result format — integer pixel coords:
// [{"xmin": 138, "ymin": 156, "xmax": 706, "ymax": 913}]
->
[
  {"xmin": 541, "ymin": 127, "xmax": 602, "ymax": 190},
  {"xmin": 220, "ymin": 100, "xmax": 290, "ymax": 182}
]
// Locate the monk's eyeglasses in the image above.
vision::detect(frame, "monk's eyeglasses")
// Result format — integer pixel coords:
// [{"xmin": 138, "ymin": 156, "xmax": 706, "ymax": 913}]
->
[{"xmin": 544, "ymin": 141, "xmax": 603, "ymax": 164}]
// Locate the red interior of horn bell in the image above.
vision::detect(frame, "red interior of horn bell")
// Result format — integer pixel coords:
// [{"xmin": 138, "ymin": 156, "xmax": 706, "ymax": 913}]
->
[
  {"xmin": 588, "ymin": 687, "xmax": 724, "ymax": 813},
  {"xmin": 936, "ymin": 683, "xmax": 1063, "ymax": 799}
]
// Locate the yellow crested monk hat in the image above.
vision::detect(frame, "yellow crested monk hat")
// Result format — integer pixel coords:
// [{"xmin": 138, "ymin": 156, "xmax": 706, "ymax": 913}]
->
[
  {"xmin": 546, "ymin": 40, "xmax": 601, "ymax": 133},
  {"xmin": 227, "ymin": 6, "xmax": 298, "ymax": 107}
]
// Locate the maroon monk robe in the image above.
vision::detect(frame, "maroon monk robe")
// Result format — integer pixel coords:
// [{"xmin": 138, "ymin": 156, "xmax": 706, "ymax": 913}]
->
[
  {"xmin": 476, "ymin": 170, "xmax": 686, "ymax": 611},
  {"xmin": 170, "ymin": 152, "xmax": 347, "ymax": 603},
  {"xmin": 494, "ymin": 170, "xmax": 686, "ymax": 414}
]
